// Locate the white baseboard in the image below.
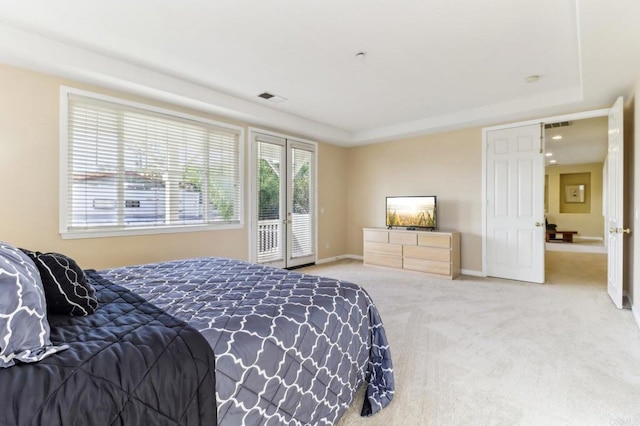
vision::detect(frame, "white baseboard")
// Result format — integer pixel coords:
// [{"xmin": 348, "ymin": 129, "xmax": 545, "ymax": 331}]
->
[
  {"xmin": 316, "ymin": 254, "xmax": 363, "ymax": 264},
  {"xmin": 317, "ymin": 256, "xmax": 483, "ymax": 277},
  {"xmin": 575, "ymin": 236, "xmax": 604, "ymax": 241}
]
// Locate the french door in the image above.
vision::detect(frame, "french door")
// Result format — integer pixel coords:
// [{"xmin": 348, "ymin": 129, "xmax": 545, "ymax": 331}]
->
[
  {"xmin": 252, "ymin": 132, "xmax": 316, "ymax": 268},
  {"xmin": 606, "ymin": 96, "xmax": 626, "ymax": 308}
]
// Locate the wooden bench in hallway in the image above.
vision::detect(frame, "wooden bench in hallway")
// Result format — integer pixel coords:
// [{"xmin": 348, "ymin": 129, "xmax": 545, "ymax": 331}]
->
[{"xmin": 546, "ymin": 230, "xmax": 578, "ymax": 243}]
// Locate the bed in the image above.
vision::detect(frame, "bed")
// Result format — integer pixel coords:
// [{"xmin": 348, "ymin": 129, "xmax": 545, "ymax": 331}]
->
[
  {"xmin": 0, "ymin": 256, "xmax": 217, "ymax": 425},
  {"xmin": 101, "ymin": 257, "xmax": 395, "ymax": 425},
  {"xmin": 1, "ymin": 245, "xmax": 394, "ymax": 425}
]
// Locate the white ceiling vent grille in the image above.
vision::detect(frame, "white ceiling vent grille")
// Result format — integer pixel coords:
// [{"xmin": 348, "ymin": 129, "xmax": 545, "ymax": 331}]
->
[
  {"xmin": 545, "ymin": 121, "xmax": 572, "ymax": 129},
  {"xmin": 258, "ymin": 92, "xmax": 288, "ymax": 103}
]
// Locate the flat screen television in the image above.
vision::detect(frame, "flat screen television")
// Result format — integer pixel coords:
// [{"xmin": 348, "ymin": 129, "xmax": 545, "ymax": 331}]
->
[{"xmin": 386, "ymin": 196, "xmax": 437, "ymax": 230}]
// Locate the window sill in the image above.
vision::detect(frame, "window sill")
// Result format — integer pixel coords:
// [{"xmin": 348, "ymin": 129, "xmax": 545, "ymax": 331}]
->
[{"xmin": 60, "ymin": 222, "xmax": 243, "ymax": 240}]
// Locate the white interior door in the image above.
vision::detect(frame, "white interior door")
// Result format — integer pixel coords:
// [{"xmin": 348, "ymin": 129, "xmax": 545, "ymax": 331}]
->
[
  {"xmin": 606, "ymin": 96, "xmax": 626, "ymax": 308},
  {"xmin": 253, "ymin": 132, "xmax": 316, "ymax": 268},
  {"xmin": 486, "ymin": 124, "xmax": 545, "ymax": 283}
]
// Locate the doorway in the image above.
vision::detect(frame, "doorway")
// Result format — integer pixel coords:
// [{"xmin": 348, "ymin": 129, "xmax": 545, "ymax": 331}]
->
[
  {"xmin": 250, "ymin": 130, "xmax": 317, "ymax": 269},
  {"xmin": 483, "ymin": 110, "xmax": 613, "ymax": 274},
  {"xmin": 543, "ymin": 116, "xmax": 609, "ymax": 292},
  {"xmin": 544, "ymin": 116, "xmax": 608, "ymax": 255}
]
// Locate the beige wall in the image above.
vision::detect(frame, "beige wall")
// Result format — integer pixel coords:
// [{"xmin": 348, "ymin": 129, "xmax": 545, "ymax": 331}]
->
[
  {"xmin": 0, "ymin": 64, "xmax": 346, "ymax": 269},
  {"xmin": 3, "ymin": 61, "xmax": 637, "ymax": 298},
  {"xmin": 317, "ymin": 143, "xmax": 348, "ymax": 259},
  {"xmin": 345, "ymin": 127, "xmax": 483, "ymax": 273},
  {"xmin": 545, "ymin": 162, "xmax": 605, "ymax": 238}
]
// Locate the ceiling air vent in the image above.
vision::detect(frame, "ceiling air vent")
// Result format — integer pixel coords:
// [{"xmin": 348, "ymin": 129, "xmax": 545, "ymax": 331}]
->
[
  {"xmin": 258, "ymin": 92, "xmax": 287, "ymax": 103},
  {"xmin": 544, "ymin": 121, "xmax": 571, "ymax": 129}
]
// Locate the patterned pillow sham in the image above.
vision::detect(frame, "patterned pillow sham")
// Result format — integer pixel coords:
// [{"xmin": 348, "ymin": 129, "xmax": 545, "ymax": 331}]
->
[
  {"xmin": 20, "ymin": 250, "xmax": 98, "ymax": 316},
  {"xmin": 0, "ymin": 242, "xmax": 69, "ymax": 368}
]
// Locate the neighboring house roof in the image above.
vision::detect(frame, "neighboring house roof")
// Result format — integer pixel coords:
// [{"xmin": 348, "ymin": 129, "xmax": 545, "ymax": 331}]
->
[{"xmin": 73, "ymin": 171, "xmax": 166, "ymax": 188}]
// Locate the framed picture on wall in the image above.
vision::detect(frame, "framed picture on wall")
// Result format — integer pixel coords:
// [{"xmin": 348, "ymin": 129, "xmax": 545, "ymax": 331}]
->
[{"xmin": 565, "ymin": 184, "xmax": 585, "ymax": 203}]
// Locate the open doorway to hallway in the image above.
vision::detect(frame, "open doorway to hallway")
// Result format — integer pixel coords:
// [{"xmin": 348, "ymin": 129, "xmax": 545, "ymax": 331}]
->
[{"xmin": 544, "ymin": 116, "xmax": 608, "ymax": 286}]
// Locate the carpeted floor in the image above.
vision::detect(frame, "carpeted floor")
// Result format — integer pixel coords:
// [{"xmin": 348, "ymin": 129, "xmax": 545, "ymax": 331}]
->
[
  {"xmin": 299, "ymin": 251, "xmax": 640, "ymax": 426},
  {"xmin": 545, "ymin": 237, "xmax": 606, "ymax": 254}
]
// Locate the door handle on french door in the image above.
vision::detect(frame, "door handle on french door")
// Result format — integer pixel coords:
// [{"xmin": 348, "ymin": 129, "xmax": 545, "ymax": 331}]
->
[
  {"xmin": 610, "ymin": 227, "xmax": 632, "ymax": 234},
  {"xmin": 535, "ymin": 222, "xmax": 543, "ymax": 227}
]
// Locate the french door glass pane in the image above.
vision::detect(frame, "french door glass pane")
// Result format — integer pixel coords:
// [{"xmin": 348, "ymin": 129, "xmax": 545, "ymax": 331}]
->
[
  {"xmin": 257, "ymin": 141, "xmax": 284, "ymax": 263},
  {"xmin": 290, "ymin": 147, "xmax": 313, "ymax": 259}
]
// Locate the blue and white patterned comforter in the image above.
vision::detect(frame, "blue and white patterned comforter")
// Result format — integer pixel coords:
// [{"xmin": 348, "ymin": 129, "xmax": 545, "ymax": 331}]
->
[{"xmin": 101, "ymin": 257, "xmax": 394, "ymax": 425}]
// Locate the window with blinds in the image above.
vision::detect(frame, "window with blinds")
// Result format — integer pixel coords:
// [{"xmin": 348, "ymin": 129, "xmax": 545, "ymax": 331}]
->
[{"xmin": 61, "ymin": 89, "xmax": 243, "ymax": 238}]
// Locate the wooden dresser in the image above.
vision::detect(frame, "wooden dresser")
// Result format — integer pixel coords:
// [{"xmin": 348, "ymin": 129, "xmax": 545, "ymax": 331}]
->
[{"xmin": 363, "ymin": 228, "xmax": 460, "ymax": 279}]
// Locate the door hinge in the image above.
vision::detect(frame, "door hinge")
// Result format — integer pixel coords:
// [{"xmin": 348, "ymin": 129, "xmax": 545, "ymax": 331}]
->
[{"xmin": 539, "ymin": 122, "xmax": 544, "ymax": 154}]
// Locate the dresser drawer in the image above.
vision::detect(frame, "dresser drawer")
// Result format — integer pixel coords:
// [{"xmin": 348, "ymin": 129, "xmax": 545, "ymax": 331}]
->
[
  {"xmin": 418, "ymin": 233, "xmax": 451, "ymax": 248},
  {"xmin": 365, "ymin": 252, "xmax": 403, "ymax": 269},
  {"xmin": 403, "ymin": 258, "xmax": 451, "ymax": 276},
  {"xmin": 364, "ymin": 230, "xmax": 389, "ymax": 243},
  {"xmin": 363, "ymin": 228, "xmax": 460, "ymax": 279},
  {"xmin": 389, "ymin": 232, "xmax": 417, "ymax": 245},
  {"xmin": 365, "ymin": 241, "xmax": 403, "ymax": 256},
  {"xmin": 403, "ymin": 245, "xmax": 451, "ymax": 262}
]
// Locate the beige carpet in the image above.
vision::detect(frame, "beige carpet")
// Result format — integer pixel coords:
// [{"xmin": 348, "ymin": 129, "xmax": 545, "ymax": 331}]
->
[
  {"xmin": 300, "ymin": 252, "xmax": 640, "ymax": 426},
  {"xmin": 545, "ymin": 237, "xmax": 606, "ymax": 254}
]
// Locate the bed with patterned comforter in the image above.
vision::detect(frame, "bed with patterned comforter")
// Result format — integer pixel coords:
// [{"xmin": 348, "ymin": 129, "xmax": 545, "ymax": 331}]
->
[
  {"xmin": 101, "ymin": 257, "xmax": 394, "ymax": 425},
  {"xmin": 1, "ymin": 271, "xmax": 217, "ymax": 426}
]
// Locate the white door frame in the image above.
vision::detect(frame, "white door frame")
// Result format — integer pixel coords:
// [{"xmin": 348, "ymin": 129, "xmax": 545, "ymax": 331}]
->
[
  {"xmin": 482, "ymin": 108, "xmax": 610, "ymax": 277},
  {"xmin": 248, "ymin": 127, "xmax": 318, "ymax": 266}
]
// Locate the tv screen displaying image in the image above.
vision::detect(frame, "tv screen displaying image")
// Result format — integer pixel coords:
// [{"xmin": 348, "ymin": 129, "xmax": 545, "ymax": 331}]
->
[{"xmin": 386, "ymin": 196, "xmax": 437, "ymax": 229}]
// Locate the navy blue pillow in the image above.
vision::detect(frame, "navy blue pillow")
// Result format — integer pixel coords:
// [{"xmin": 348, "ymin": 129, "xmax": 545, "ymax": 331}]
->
[{"xmin": 20, "ymin": 250, "xmax": 98, "ymax": 316}]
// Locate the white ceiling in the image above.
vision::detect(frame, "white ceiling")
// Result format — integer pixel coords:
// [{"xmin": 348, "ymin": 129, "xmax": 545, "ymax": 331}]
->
[
  {"xmin": 545, "ymin": 116, "xmax": 608, "ymax": 166},
  {"xmin": 0, "ymin": 0, "xmax": 638, "ymax": 147}
]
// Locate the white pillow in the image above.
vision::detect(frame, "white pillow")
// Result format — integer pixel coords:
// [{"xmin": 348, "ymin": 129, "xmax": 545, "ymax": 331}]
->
[{"xmin": 0, "ymin": 242, "xmax": 68, "ymax": 368}]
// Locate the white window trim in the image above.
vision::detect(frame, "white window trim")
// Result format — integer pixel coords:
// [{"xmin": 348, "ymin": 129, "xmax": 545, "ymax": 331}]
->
[{"xmin": 59, "ymin": 86, "xmax": 245, "ymax": 240}]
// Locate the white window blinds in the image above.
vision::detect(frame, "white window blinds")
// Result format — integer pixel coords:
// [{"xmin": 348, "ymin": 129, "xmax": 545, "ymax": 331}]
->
[{"xmin": 62, "ymin": 92, "xmax": 242, "ymax": 237}]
